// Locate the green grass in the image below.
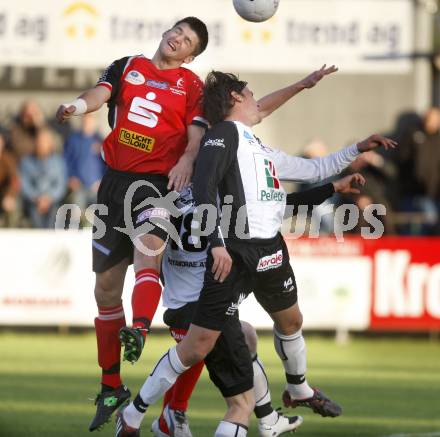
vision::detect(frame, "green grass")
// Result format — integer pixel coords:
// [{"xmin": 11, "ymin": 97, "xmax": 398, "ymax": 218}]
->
[{"xmin": 1, "ymin": 332, "xmax": 439, "ymax": 437}]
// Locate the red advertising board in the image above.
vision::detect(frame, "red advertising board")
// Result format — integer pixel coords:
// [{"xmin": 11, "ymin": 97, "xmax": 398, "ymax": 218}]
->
[{"xmin": 284, "ymin": 236, "xmax": 440, "ymax": 332}]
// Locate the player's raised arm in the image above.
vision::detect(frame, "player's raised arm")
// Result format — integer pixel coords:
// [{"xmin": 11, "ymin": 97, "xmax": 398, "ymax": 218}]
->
[
  {"xmin": 56, "ymin": 56, "xmax": 129, "ymax": 123},
  {"xmin": 55, "ymin": 86, "xmax": 110, "ymax": 123},
  {"xmin": 267, "ymin": 134, "xmax": 396, "ymax": 184},
  {"xmin": 257, "ymin": 64, "xmax": 338, "ymax": 120}
]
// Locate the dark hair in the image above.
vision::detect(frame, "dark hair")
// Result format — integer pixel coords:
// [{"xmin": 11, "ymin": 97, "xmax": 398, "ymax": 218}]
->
[
  {"xmin": 172, "ymin": 17, "xmax": 209, "ymax": 56},
  {"xmin": 203, "ymin": 71, "xmax": 247, "ymax": 126}
]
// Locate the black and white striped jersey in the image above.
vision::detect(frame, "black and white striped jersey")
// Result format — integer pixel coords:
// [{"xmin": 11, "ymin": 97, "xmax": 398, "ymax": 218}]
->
[{"xmin": 193, "ymin": 120, "xmax": 359, "ymax": 246}]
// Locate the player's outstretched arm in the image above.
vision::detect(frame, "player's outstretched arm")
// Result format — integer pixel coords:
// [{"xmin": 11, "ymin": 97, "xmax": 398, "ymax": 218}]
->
[
  {"xmin": 257, "ymin": 64, "xmax": 338, "ymax": 120},
  {"xmin": 55, "ymin": 86, "xmax": 111, "ymax": 123},
  {"xmin": 356, "ymin": 134, "xmax": 397, "ymax": 152},
  {"xmin": 332, "ymin": 173, "xmax": 366, "ymax": 194},
  {"xmin": 284, "ymin": 173, "xmax": 365, "ymax": 217}
]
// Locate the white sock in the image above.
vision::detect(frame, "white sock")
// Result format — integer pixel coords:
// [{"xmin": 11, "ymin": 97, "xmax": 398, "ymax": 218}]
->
[
  {"xmin": 273, "ymin": 328, "xmax": 314, "ymax": 399},
  {"xmin": 253, "ymin": 355, "xmax": 271, "ymax": 407},
  {"xmin": 140, "ymin": 346, "xmax": 189, "ymax": 405},
  {"xmin": 123, "ymin": 399, "xmax": 145, "ymax": 429},
  {"xmin": 252, "ymin": 355, "xmax": 277, "ymax": 426},
  {"xmin": 259, "ymin": 409, "xmax": 279, "ymax": 426},
  {"xmin": 214, "ymin": 421, "xmax": 247, "ymax": 437}
]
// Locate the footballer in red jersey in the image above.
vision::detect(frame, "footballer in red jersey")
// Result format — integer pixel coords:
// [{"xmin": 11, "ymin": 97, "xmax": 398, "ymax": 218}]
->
[
  {"xmin": 97, "ymin": 55, "xmax": 207, "ymax": 175},
  {"xmin": 55, "ymin": 17, "xmax": 209, "ymax": 432}
]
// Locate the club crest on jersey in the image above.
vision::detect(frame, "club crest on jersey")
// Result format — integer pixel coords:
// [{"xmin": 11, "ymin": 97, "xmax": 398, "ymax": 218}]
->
[
  {"xmin": 176, "ymin": 77, "xmax": 185, "ymax": 88},
  {"xmin": 146, "ymin": 80, "xmax": 169, "ymax": 90},
  {"xmin": 256, "ymin": 250, "xmax": 283, "ymax": 272},
  {"xmin": 125, "ymin": 70, "xmax": 145, "ymax": 85},
  {"xmin": 254, "ymin": 154, "xmax": 284, "ymax": 202},
  {"xmin": 170, "ymin": 77, "xmax": 186, "ymax": 96}
]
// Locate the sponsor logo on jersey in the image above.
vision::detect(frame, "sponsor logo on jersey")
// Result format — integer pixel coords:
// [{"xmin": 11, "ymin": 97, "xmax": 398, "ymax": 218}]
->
[
  {"xmin": 225, "ymin": 293, "xmax": 246, "ymax": 316},
  {"xmin": 167, "ymin": 258, "xmax": 206, "ymax": 268},
  {"xmin": 203, "ymin": 138, "xmax": 225, "ymax": 148},
  {"xmin": 125, "ymin": 70, "xmax": 145, "ymax": 85},
  {"xmin": 256, "ymin": 250, "xmax": 283, "ymax": 272},
  {"xmin": 119, "ymin": 128, "xmax": 155, "ymax": 153},
  {"xmin": 146, "ymin": 79, "xmax": 169, "ymax": 90},
  {"xmin": 254, "ymin": 154, "xmax": 285, "ymax": 201},
  {"xmin": 136, "ymin": 207, "xmax": 170, "ymax": 225},
  {"xmin": 170, "ymin": 88, "xmax": 186, "ymax": 96}
]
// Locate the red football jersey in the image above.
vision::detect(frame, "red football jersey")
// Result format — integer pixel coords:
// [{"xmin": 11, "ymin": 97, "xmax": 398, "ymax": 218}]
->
[{"xmin": 97, "ymin": 55, "xmax": 207, "ymax": 174}]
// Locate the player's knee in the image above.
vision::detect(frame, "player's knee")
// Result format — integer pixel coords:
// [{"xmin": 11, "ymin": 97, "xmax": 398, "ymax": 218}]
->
[
  {"xmin": 133, "ymin": 235, "xmax": 164, "ymax": 271},
  {"xmin": 240, "ymin": 321, "xmax": 258, "ymax": 356},
  {"xmin": 192, "ymin": 335, "xmax": 216, "ymax": 361},
  {"xmin": 275, "ymin": 315, "xmax": 303, "ymax": 336},
  {"xmin": 94, "ymin": 273, "xmax": 123, "ymax": 305}
]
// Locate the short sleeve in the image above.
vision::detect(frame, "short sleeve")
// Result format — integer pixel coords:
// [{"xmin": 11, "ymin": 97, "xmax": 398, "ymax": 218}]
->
[
  {"xmin": 96, "ymin": 56, "xmax": 130, "ymax": 101},
  {"xmin": 185, "ymin": 73, "xmax": 208, "ymax": 129}
]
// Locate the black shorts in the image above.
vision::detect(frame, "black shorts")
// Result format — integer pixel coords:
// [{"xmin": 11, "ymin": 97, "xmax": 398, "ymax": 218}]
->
[
  {"xmin": 92, "ymin": 168, "xmax": 171, "ymax": 273},
  {"xmin": 192, "ymin": 233, "xmax": 297, "ymax": 331},
  {"xmin": 163, "ymin": 303, "xmax": 253, "ymax": 398}
]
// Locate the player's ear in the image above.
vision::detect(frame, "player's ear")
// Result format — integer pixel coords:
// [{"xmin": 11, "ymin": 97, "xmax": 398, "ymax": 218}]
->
[
  {"xmin": 183, "ymin": 54, "xmax": 195, "ymax": 64},
  {"xmin": 231, "ymin": 91, "xmax": 243, "ymax": 103}
]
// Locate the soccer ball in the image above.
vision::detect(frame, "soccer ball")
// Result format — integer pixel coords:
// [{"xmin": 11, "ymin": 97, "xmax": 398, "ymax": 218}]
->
[{"xmin": 232, "ymin": 0, "xmax": 280, "ymax": 23}]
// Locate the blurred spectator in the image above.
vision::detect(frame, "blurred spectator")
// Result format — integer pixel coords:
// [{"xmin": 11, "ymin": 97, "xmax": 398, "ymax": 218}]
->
[
  {"xmin": 296, "ymin": 138, "xmax": 337, "ymax": 235},
  {"xmin": 393, "ymin": 108, "xmax": 440, "ymax": 234},
  {"xmin": 0, "ymin": 130, "xmax": 20, "ymax": 227},
  {"xmin": 20, "ymin": 127, "xmax": 67, "ymax": 228},
  {"xmin": 8, "ymin": 100, "xmax": 45, "ymax": 161},
  {"xmin": 63, "ymin": 113, "xmax": 106, "ymax": 222},
  {"xmin": 342, "ymin": 149, "xmax": 397, "ymax": 235},
  {"xmin": 413, "ymin": 107, "xmax": 440, "ymax": 233}
]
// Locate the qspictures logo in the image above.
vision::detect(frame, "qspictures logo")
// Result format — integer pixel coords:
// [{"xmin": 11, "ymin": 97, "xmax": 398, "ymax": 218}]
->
[{"xmin": 119, "ymin": 128, "xmax": 155, "ymax": 153}]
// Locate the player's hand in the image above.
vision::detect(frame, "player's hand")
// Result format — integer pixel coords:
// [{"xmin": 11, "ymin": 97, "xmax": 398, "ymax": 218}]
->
[
  {"xmin": 300, "ymin": 64, "xmax": 338, "ymax": 89},
  {"xmin": 211, "ymin": 246, "xmax": 232, "ymax": 283},
  {"xmin": 332, "ymin": 173, "xmax": 365, "ymax": 194},
  {"xmin": 167, "ymin": 153, "xmax": 194, "ymax": 191},
  {"xmin": 357, "ymin": 134, "xmax": 397, "ymax": 152},
  {"xmin": 56, "ymin": 104, "xmax": 76, "ymax": 123}
]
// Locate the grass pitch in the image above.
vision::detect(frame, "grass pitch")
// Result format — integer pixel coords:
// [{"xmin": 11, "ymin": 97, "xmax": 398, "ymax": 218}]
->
[{"xmin": 0, "ymin": 332, "xmax": 439, "ymax": 437}]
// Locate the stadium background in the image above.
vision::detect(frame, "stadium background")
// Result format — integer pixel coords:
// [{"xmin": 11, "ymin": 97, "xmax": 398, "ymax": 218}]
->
[{"xmin": 0, "ymin": 1, "xmax": 440, "ymax": 436}]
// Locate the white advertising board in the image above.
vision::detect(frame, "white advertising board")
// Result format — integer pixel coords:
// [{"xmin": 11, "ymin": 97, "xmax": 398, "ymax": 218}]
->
[
  {"xmin": 0, "ymin": 0, "xmax": 413, "ymax": 73},
  {"xmin": 0, "ymin": 230, "xmax": 370, "ymax": 330}
]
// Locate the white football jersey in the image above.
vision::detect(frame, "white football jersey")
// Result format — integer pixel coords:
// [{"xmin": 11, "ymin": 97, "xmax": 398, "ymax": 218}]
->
[{"xmin": 161, "ymin": 185, "xmax": 208, "ymax": 309}]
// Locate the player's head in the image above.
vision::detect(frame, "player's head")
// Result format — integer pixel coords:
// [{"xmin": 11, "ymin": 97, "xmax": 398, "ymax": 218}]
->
[
  {"xmin": 159, "ymin": 17, "xmax": 208, "ymax": 64},
  {"xmin": 203, "ymin": 71, "xmax": 261, "ymax": 126}
]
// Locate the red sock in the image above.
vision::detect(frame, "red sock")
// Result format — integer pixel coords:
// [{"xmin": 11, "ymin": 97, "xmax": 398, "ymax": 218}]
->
[
  {"xmin": 132, "ymin": 268, "xmax": 161, "ymax": 337},
  {"xmin": 168, "ymin": 327, "xmax": 205, "ymax": 412},
  {"xmin": 95, "ymin": 303, "xmax": 125, "ymax": 388},
  {"xmin": 169, "ymin": 360, "xmax": 205, "ymax": 411}
]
